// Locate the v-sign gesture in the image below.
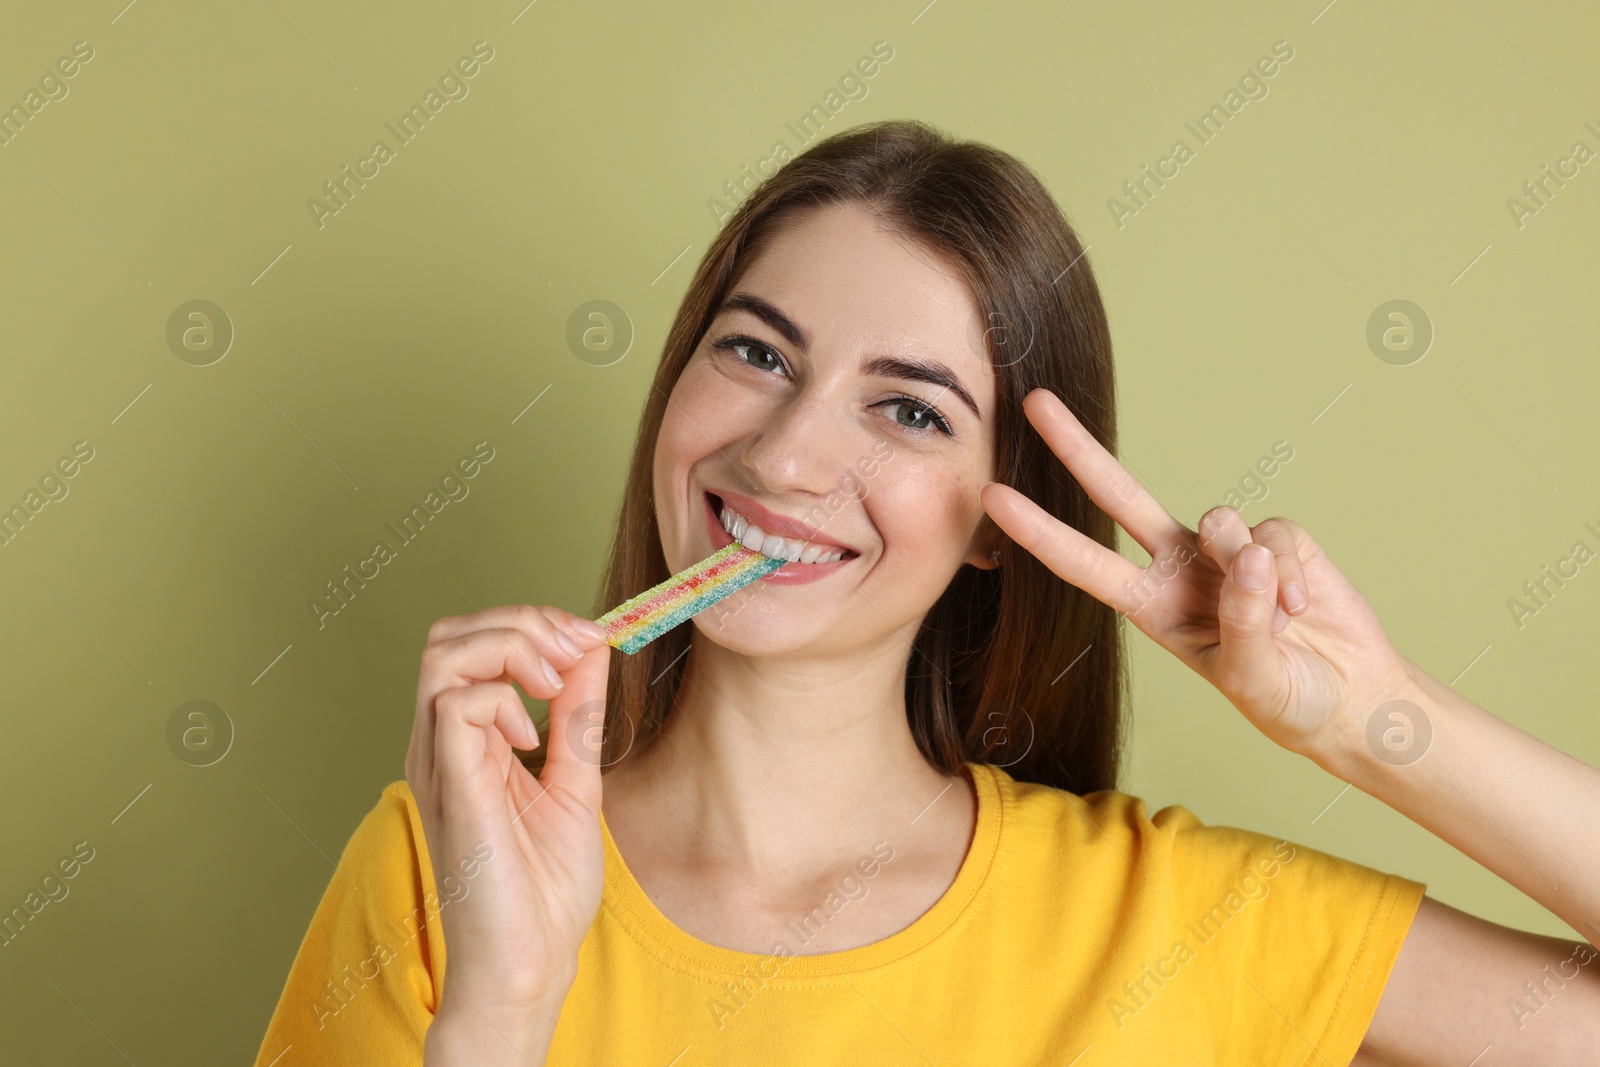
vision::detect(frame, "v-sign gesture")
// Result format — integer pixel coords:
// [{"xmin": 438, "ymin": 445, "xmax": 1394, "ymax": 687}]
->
[
  {"xmin": 979, "ymin": 387, "xmax": 1416, "ymax": 763},
  {"xmin": 981, "ymin": 387, "xmax": 1600, "ymax": 1063}
]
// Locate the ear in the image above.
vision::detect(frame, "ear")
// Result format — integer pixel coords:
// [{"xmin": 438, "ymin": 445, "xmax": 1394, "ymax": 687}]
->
[{"xmin": 964, "ymin": 513, "xmax": 1004, "ymax": 570}]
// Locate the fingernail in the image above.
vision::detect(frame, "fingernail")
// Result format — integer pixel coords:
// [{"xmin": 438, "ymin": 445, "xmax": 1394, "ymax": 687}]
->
[
  {"xmin": 1236, "ymin": 545, "xmax": 1270, "ymax": 592},
  {"xmin": 540, "ymin": 659, "xmax": 563, "ymax": 689},
  {"xmin": 555, "ymin": 630, "xmax": 582, "ymax": 658},
  {"xmin": 1282, "ymin": 583, "xmax": 1307, "ymax": 614},
  {"xmin": 571, "ymin": 617, "xmax": 606, "ymax": 642}
]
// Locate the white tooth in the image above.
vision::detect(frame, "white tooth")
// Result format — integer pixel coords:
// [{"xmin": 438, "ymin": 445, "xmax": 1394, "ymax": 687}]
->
[
  {"xmin": 799, "ymin": 543, "xmax": 824, "ymax": 564},
  {"xmin": 720, "ymin": 507, "xmax": 734, "ymax": 534},
  {"xmin": 740, "ymin": 523, "xmax": 766, "ymax": 551},
  {"xmin": 782, "ymin": 540, "xmax": 804, "ymax": 563},
  {"xmin": 733, "ymin": 512, "xmax": 747, "ymax": 539},
  {"xmin": 820, "ymin": 551, "xmax": 841, "ymax": 563},
  {"xmin": 760, "ymin": 533, "xmax": 789, "ymax": 560}
]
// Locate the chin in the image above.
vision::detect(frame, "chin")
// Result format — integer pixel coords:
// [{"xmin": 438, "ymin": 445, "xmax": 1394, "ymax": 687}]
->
[{"xmin": 687, "ymin": 608, "xmax": 822, "ymax": 658}]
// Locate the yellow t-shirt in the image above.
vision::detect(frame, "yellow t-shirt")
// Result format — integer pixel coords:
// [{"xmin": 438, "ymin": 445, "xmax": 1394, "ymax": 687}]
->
[{"xmin": 253, "ymin": 762, "xmax": 1426, "ymax": 1065}]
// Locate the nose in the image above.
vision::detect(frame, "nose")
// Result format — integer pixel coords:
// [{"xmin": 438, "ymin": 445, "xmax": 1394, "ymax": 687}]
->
[{"xmin": 738, "ymin": 389, "xmax": 862, "ymax": 502}]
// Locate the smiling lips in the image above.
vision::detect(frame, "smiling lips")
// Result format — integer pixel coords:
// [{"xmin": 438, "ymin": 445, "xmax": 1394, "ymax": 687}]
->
[
  {"xmin": 719, "ymin": 505, "xmax": 848, "ymax": 563},
  {"xmin": 704, "ymin": 491, "xmax": 858, "ymax": 582}
]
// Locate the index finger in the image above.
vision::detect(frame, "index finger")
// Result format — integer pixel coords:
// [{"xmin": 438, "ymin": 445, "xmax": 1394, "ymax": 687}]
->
[
  {"xmin": 428, "ymin": 603, "xmax": 606, "ymax": 648},
  {"xmin": 981, "ymin": 480, "xmax": 1145, "ymax": 614},
  {"xmin": 1022, "ymin": 388, "xmax": 1188, "ymax": 557}
]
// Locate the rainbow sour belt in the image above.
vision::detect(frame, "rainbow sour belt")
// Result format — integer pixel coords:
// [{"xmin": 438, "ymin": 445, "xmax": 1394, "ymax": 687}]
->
[{"xmin": 597, "ymin": 541, "xmax": 785, "ymax": 655}]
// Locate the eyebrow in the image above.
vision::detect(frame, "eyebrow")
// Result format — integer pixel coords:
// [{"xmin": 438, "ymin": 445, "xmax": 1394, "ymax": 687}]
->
[{"xmin": 715, "ymin": 291, "xmax": 983, "ymax": 421}]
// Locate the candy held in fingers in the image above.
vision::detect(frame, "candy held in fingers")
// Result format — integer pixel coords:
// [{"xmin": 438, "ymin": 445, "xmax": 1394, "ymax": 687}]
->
[{"xmin": 597, "ymin": 542, "xmax": 784, "ymax": 655}]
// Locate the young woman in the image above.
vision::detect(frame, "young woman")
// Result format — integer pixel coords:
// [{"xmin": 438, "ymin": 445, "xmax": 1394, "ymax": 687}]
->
[{"xmin": 255, "ymin": 120, "xmax": 1600, "ymax": 1065}]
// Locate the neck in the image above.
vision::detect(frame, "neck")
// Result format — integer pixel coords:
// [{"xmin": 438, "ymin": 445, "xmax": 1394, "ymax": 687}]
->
[{"xmin": 606, "ymin": 629, "xmax": 965, "ymax": 877}]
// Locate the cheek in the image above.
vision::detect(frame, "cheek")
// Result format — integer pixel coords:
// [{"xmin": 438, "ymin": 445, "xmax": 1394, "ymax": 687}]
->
[
  {"xmin": 657, "ymin": 366, "xmax": 715, "ymax": 460},
  {"xmin": 667, "ymin": 361, "xmax": 761, "ymax": 441},
  {"xmin": 653, "ymin": 363, "xmax": 758, "ymax": 498},
  {"xmin": 653, "ymin": 410, "xmax": 699, "ymax": 524},
  {"xmin": 867, "ymin": 460, "xmax": 979, "ymax": 560}
]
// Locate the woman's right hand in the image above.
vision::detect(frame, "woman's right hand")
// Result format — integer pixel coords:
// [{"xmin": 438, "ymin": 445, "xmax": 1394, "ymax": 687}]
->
[{"xmin": 406, "ymin": 603, "xmax": 612, "ymax": 1048}]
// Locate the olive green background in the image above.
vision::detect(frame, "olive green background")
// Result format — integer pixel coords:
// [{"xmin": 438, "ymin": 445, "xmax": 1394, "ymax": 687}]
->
[{"xmin": 2, "ymin": 0, "xmax": 1596, "ymax": 1061}]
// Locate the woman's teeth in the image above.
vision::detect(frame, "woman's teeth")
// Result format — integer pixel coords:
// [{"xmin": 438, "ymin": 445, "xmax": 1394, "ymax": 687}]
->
[{"xmin": 718, "ymin": 503, "xmax": 847, "ymax": 564}]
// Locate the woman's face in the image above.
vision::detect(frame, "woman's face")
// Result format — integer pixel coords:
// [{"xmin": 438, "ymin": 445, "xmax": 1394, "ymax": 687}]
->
[{"xmin": 653, "ymin": 200, "xmax": 999, "ymax": 658}]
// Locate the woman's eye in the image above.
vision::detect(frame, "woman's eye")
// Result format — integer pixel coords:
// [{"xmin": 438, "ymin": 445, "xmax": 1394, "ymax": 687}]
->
[
  {"xmin": 742, "ymin": 344, "xmax": 782, "ymax": 373},
  {"xmin": 715, "ymin": 336, "xmax": 785, "ymax": 374},
  {"xmin": 879, "ymin": 399, "xmax": 953, "ymax": 437},
  {"xmin": 711, "ymin": 334, "xmax": 952, "ymax": 437}
]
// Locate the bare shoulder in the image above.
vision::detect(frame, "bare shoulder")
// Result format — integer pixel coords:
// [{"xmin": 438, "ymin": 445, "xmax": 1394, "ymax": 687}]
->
[{"xmin": 1358, "ymin": 894, "xmax": 1600, "ymax": 1065}]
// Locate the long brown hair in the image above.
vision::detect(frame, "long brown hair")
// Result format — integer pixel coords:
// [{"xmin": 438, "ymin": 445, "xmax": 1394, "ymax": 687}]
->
[{"xmin": 531, "ymin": 118, "xmax": 1128, "ymax": 796}]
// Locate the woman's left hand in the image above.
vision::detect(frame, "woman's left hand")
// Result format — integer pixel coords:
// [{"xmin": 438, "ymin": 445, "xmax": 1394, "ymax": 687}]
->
[{"xmin": 979, "ymin": 387, "xmax": 1417, "ymax": 764}]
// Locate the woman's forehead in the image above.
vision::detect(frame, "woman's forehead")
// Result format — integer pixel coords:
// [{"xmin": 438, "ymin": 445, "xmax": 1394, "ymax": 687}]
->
[
  {"xmin": 723, "ymin": 214, "xmax": 994, "ymax": 397},
  {"xmin": 739, "ymin": 202, "xmax": 973, "ymax": 312}
]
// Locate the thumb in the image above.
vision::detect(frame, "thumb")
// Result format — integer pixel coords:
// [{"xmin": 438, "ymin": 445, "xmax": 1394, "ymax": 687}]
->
[
  {"xmin": 1214, "ymin": 543, "xmax": 1287, "ymax": 711},
  {"xmin": 540, "ymin": 642, "xmax": 612, "ymax": 810}
]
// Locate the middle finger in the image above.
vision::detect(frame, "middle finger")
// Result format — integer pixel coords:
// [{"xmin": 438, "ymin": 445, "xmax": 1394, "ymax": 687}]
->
[
  {"xmin": 1197, "ymin": 506, "xmax": 1291, "ymax": 633},
  {"xmin": 428, "ymin": 603, "xmax": 589, "ymax": 662},
  {"xmin": 1023, "ymin": 388, "xmax": 1189, "ymax": 558}
]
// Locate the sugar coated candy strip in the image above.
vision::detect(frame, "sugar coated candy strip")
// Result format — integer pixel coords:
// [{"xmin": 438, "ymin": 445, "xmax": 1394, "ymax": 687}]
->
[{"xmin": 597, "ymin": 541, "xmax": 783, "ymax": 655}]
